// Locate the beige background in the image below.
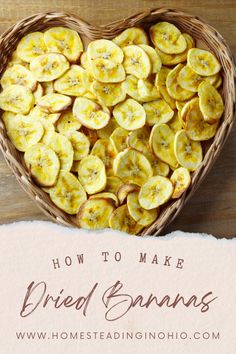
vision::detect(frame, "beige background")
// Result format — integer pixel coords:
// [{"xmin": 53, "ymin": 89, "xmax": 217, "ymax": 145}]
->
[{"xmin": 0, "ymin": 1, "xmax": 236, "ymax": 237}]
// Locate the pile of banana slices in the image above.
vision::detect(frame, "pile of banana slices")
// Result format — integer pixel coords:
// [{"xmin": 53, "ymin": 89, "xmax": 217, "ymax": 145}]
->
[{"xmin": 0, "ymin": 22, "xmax": 224, "ymax": 234}]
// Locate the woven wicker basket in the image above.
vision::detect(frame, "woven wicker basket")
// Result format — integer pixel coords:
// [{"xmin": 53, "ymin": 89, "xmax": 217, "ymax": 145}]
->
[{"xmin": 0, "ymin": 8, "xmax": 235, "ymax": 236}]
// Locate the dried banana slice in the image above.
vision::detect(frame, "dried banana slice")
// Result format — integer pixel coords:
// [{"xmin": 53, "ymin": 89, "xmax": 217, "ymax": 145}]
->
[
  {"xmin": 109, "ymin": 204, "xmax": 143, "ymax": 235},
  {"xmin": 198, "ymin": 81, "xmax": 224, "ymax": 121},
  {"xmin": 90, "ymin": 58, "xmax": 125, "ymax": 83},
  {"xmin": 187, "ymin": 48, "xmax": 221, "ymax": 76},
  {"xmin": 113, "ymin": 98, "xmax": 146, "ymax": 130},
  {"xmin": 113, "ymin": 27, "xmax": 148, "ymax": 47},
  {"xmin": 174, "ymin": 130, "xmax": 202, "ymax": 171},
  {"xmin": 150, "ymin": 123, "xmax": 178, "ymax": 168},
  {"xmin": 166, "ymin": 64, "xmax": 195, "ymax": 101},
  {"xmin": 49, "ymin": 171, "xmax": 87, "ymax": 214},
  {"xmin": 0, "ymin": 85, "xmax": 34, "ymax": 114},
  {"xmin": 37, "ymin": 93, "xmax": 72, "ymax": 113},
  {"xmin": 33, "ymin": 83, "xmax": 44, "ymax": 101},
  {"xmin": 90, "ymin": 192, "xmax": 119, "ymax": 207},
  {"xmin": 80, "ymin": 51, "xmax": 89, "ymax": 70},
  {"xmin": 78, "ymin": 155, "xmax": 106, "ymax": 194},
  {"xmin": 213, "ymin": 74, "xmax": 222, "ymax": 89},
  {"xmin": 91, "ymin": 138, "xmax": 117, "ymax": 176},
  {"xmin": 105, "ymin": 176, "xmax": 123, "ymax": 195},
  {"xmin": 54, "ymin": 65, "xmax": 86, "ymax": 96},
  {"xmin": 143, "ymin": 99, "xmax": 174, "ymax": 126},
  {"xmin": 56, "ymin": 110, "xmax": 81, "ymax": 134},
  {"xmin": 176, "ymin": 100, "xmax": 185, "ymax": 113},
  {"xmin": 138, "ymin": 44, "xmax": 162, "ymax": 73},
  {"xmin": 6, "ymin": 114, "xmax": 44, "ymax": 152},
  {"xmin": 117, "ymin": 183, "xmax": 140, "ymax": 204},
  {"xmin": 127, "ymin": 191, "xmax": 158, "ymax": 226},
  {"xmin": 41, "ymin": 81, "xmax": 55, "ymax": 95},
  {"xmin": 1, "ymin": 111, "xmax": 16, "ymax": 130},
  {"xmin": 48, "ymin": 132, "xmax": 74, "ymax": 171},
  {"xmin": 155, "ymin": 67, "xmax": 176, "ymax": 110},
  {"xmin": 155, "ymin": 33, "xmax": 194, "ymax": 66},
  {"xmin": 123, "ymin": 45, "xmax": 151, "ymax": 79},
  {"xmin": 30, "ymin": 106, "xmax": 60, "ymax": 124},
  {"xmin": 44, "ymin": 27, "xmax": 83, "ymax": 62},
  {"xmin": 8, "ymin": 50, "xmax": 29, "ymax": 68},
  {"xmin": 1, "ymin": 64, "xmax": 37, "ymax": 91},
  {"xmin": 73, "ymin": 97, "xmax": 110, "ymax": 129},
  {"xmin": 92, "ymin": 81, "xmax": 126, "ymax": 107},
  {"xmin": 139, "ymin": 176, "xmax": 173, "ymax": 209},
  {"xmin": 67, "ymin": 131, "xmax": 90, "ymax": 160},
  {"xmin": 38, "ymin": 117, "xmax": 55, "ymax": 145},
  {"xmin": 30, "ymin": 53, "xmax": 69, "ymax": 82},
  {"xmin": 17, "ymin": 32, "xmax": 47, "ymax": 62},
  {"xmin": 137, "ymin": 79, "xmax": 160, "ymax": 102},
  {"xmin": 113, "ymin": 148, "xmax": 153, "ymax": 186},
  {"xmin": 24, "ymin": 143, "xmax": 60, "ymax": 187},
  {"xmin": 170, "ymin": 167, "xmax": 191, "ymax": 199},
  {"xmin": 78, "ymin": 198, "xmax": 115, "ymax": 230},
  {"xmin": 110, "ymin": 127, "xmax": 129, "ymax": 152},
  {"xmin": 146, "ymin": 153, "xmax": 170, "ymax": 177},
  {"xmin": 123, "ymin": 75, "xmax": 142, "ymax": 102},
  {"xmin": 150, "ymin": 22, "xmax": 187, "ymax": 54},
  {"xmin": 127, "ymin": 126, "xmax": 150, "ymax": 155},
  {"xmin": 88, "ymin": 39, "xmax": 123, "ymax": 64},
  {"xmin": 168, "ymin": 111, "xmax": 183, "ymax": 133},
  {"xmin": 97, "ymin": 118, "xmax": 119, "ymax": 139}
]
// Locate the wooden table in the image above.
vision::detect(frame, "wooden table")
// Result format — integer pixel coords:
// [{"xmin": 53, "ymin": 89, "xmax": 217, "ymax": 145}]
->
[{"xmin": 0, "ymin": 0, "xmax": 235, "ymax": 238}]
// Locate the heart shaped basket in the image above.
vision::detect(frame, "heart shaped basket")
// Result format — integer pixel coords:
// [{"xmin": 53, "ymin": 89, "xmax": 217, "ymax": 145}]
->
[{"xmin": 0, "ymin": 8, "xmax": 235, "ymax": 236}]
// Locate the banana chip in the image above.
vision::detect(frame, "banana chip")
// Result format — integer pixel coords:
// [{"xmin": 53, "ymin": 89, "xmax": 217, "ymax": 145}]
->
[
  {"xmin": 8, "ymin": 50, "xmax": 29, "ymax": 68},
  {"xmin": 174, "ymin": 130, "xmax": 202, "ymax": 171},
  {"xmin": 56, "ymin": 110, "xmax": 81, "ymax": 134},
  {"xmin": 139, "ymin": 176, "xmax": 173, "ymax": 209},
  {"xmin": 37, "ymin": 93, "xmax": 72, "ymax": 113},
  {"xmin": 168, "ymin": 111, "xmax": 183, "ymax": 133},
  {"xmin": 127, "ymin": 126, "xmax": 150, "ymax": 155},
  {"xmin": 0, "ymin": 85, "xmax": 34, "ymax": 114},
  {"xmin": 42, "ymin": 81, "xmax": 54, "ymax": 95},
  {"xmin": 113, "ymin": 27, "xmax": 148, "ymax": 47},
  {"xmin": 67, "ymin": 131, "xmax": 90, "ymax": 160},
  {"xmin": 33, "ymin": 83, "xmax": 44, "ymax": 101},
  {"xmin": 92, "ymin": 81, "xmax": 126, "ymax": 107},
  {"xmin": 123, "ymin": 75, "xmax": 142, "ymax": 102},
  {"xmin": 117, "ymin": 183, "xmax": 140, "ymax": 204},
  {"xmin": 80, "ymin": 51, "xmax": 89, "ymax": 70},
  {"xmin": 48, "ymin": 132, "xmax": 74, "ymax": 171},
  {"xmin": 166, "ymin": 64, "xmax": 195, "ymax": 101},
  {"xmin": 49, "ymin": 171, "xmax": 87, "ymax": 214},
  {"xmin": 150, "ymin": 22, "xmax": 187, "ymax": 54},
  {"xmin": 137, "ymin": 79, "xmax": 160, "ymax": 102},
  {"xmin": 77, "ymin": 198, "xmax": 115, "ymax": 229},
  {"xmin": 127, "ymin": 191, "xmax": 158, "ymax": 226},
  {"xmin": 187, "ymin": 48, "xmax": 221, "ymax": 76},
  {"xmin": 97, "ymin": 118, "xmax": 119, "ymax": 139},
  {"xmin": 105, "ymin": 176, "xmax": 123, "ymax": 195},
  {"xmin": 88, "ymin": 39, "xmax": 123, "ymax": 64},
  {"xmin": 78, "ymin": 155, "xmax": 106, "ymax": 194},
  {"xmin": 1, "ymin": 64, "xmax": 37, "ymax": 91},
  {"xmin": 110, "ymin": 127, "xmax": 129, "ymax": 152},
  {"xmin": 109, "ymin": 204, "xmax": 143, "ymax": 235},
  {"xmin": 54, "ymin": 65, "xmax": 86, "ymax": 96},
  {"xmin": 30, "ymin": 53, "xmax": 70, "ymax": 82},
  {"xmin": 170, "ymin": 167, "xmax": 191, "ymax": 199},
  {"xmin": 177, "ymin": 65, "xmax": 218, "ymax": 93},
  {"xmin": 1, "ymin": 111, "xmax": 16, "ymax": 130},
  {"xmin": 198, "ymin": 81, "xmax": 224, "ymax": 121},
  {"xmin": 138, "ymin": 44, "xmax": 162, "ymax": 73},
  {"xmin": 113, "ymin": 148, "xmax": 153, "ymax": 186},
  {"xmin": 150, "ymin": 123, "xmax": 178, "ymax": 168},
  {"xmin": 73, "ymin": 97, "xmax": 110, "ymax": 129},
  {"xmin": 113, "ymin": 98, "xmax": 146, "ymax": 130},
  {"xmin": 123, "ymin": 45, "xmax": 151, "ymax": 79},
  {"xmin": 155, "ymin": 67, "xmax": 176, "ymax": 109},
  {"xmin": 44, "ymin": 27, "xmax": 83, "ymax": 62},
  {"xmin": 24, "ymin": 143, "xmax": 59, "ymax": 187},
  {"xmin": 91, "ymin": 138, "xmax": 117, "ymax": 176},
  {"xmin": 17, "ymin": 32, "xmax": 47, "ymax": 62},
  {"xmin": 90, "ymin": 192, "xmax": 119, "ymax": 207},
  {"xmin": 90, "ymin": 58, "xmax": 125, "ymax": 83},
  {"xmin": 146, "ymin": 152, "xmax": 170, "ymax": 177},
  {"xmin": 143, "ymin": 99, "xmax": 174, "ymax": 126},
  {"xmin": 30, "ymin": 106, "xmax": 60, "ymax": 124},
  {"xmin": 37, "ymin": 117, "xmax": 55, "ymax": 145}
]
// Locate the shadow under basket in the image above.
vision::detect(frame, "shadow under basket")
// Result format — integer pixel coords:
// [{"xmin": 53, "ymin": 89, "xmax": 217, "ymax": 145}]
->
[{"xmin": 0, "ymin": 8, "xmax": 235, "ymax": 236}]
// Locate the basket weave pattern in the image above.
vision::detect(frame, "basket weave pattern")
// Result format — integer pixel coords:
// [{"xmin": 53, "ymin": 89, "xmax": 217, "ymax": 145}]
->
[{"xmin": 0, "ymin": 8, "xmax": 235, "ymax": 235}]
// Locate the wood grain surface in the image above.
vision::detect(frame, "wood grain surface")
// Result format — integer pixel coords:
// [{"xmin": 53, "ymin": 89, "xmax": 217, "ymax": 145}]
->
[{"xmin": 0, "ymin": 0, "xmax": 235, "ymax": 238}]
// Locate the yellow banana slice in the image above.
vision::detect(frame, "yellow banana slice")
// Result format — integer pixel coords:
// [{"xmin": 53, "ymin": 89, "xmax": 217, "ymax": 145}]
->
[
  {"xmin": 90, "ymin": 58, "xmax": 125, "ymax": 83},
  {"xmin": 80, "ymin": 51, "xmax": 89, "ymax": 70},
  {"xmin": 1, "ymin": 111, "xmax": 16, "ymax": 130},
  {"xmin": 123, "ymin": 75, "xmax": 142, "ymax": 102},
  {"xmin": 166, "ymin": 64, "xmax": 195, "ymax": 101},
  {"xmin": 73, "ymin": 97, "xmax": 110, "ymax": 129},
  {"xmin": 88, "ymin": 39, "xmax": 123, "ymax": 64},
  {"xmin": 78, "ymin": 155, "xmax": 106, "ymax": 194},
  {"xmin": 67, "ymin": 131, "xmax": 90, "ymax": 160},
  {"xmin": 150, "ymin": 123, "xmax": 178, "ymax": 168},
  {"xmin": 33, "ymin": 83, "xmax": 43, "ymax": 101},
  {"xmin": 91, "ymin": 138, "xmax": 117, "ymax": 176},
  {"xmin": 24, "ymin": 143, "xmax": 60, "ymax": 187},
  {"xmin": 30, "ymin": 53, "xmax": 70, "ymax": 82},
  {"xmin": 150, "ymin": 22, "xmax": 187, "ymax": 54},
  {"xmin": 127, "ymin": 191, "xmax": 158, "ymax": 226},
  {"xmin": 92, "ymin": 81, "xmax": 126, "ymax": 107},
  {"xmin": 155, "ymin": 33, "xmax": 194, "ymax": 66},
  {"xmin": 176, "ymin": 100, "xmax": 185, "ymax": 113},
  {"xmin": 155, "ymin": 67, "xmax": 176, "ymax": 109},
  {"xmin": 44, "ymin": 27, "xmax": 83, "ymax": 62},
  {"xmin": 30, "ymin": 106, "xmax": 60, "ymax": 124},
  {"xmin": 110, "ymin": 127, "xmax": 129, "ymax": 152},
  {"xmin": 0, "ymin": 85, "xmax": 34, "ymax": 114},
  {"xmin": 6, "ymin": 114, "xmax": 44, "ymax": 152},
  {"xmin": 90, "ymin": 192, "xmax": 119, "ymax": 207},
  {"xmin": 174, "ymin": 130, "xmax": 202, "ymax": 171},
  {"xmin": 170, "ymin": 167, "xmax": 191, "ymax": 199},
  {"xmin": 213, "ymin": 74, "xmax": 222, "ymax": 89},
  {"xmin": 1, "ymin": 64, "xmax": 37, "ymax": 91},
  {"xmin": 17, "ymin": 32, "xmax": 47, "ymax": 62},
  {"xmin": 56, "ymin": 110, "xmax": 81, "ymax": 134},
  {"xmin": 8, "ymin": 50, "xmax": 29, "ymax": 68},
  {"xmin": 37, "ymin": 93, "xmax": 72, "ymax": 113},
  {"xmin": 137, "ymin": 79, "xmax": 160, "ymax": 102},
  {"xmin": 77, "ymin": 198, "xmax": 115, "ymax": 230},
  {"xmin": 54, "ymin": 65, "xmax": 86, "ymax": 96},
  {"xmin": 138, "ymin": 44, "xmax": 162, "ymax": 73},
  {"xmin": 105, "ymin": 176, "xmax": 123, "ymax": 195},
  {"xmin": 127, "ymin": 125, "xmax": 150, "ymax": 155},
  {"xmin": 113, "ymin": 148, "xmax": 153, "ymax": 186},
  {"xmin": 146, "ymin": 152, "xmax": 170, "ymax": 177},
  {"xmin": 117, "ymin": 183, "xmax": 140, "ymax": 204},
  {"xmin": 139, "ymin": 176, "xmax": 173, "ymax": 209},
  {"xmin": 97, "ymin": 118, "xmax": 119, "ymax": 139},
  {"xmin": 168, "ymin": 111, "xmax": 183, "ymax": 133},
  {"xmin": 113, "ymin": 98, "xmax": 146, "ymax": 130},
  {"xmin": 48, "ymin": 132, "xmax": 74, "ymax": 171},
  {"xmin": 38, "ymin": 117, "xmax": 55, "ymax": 145},
  {"xmin": 109, "ymin": 204, "xmax": 143, "ymax": 235},
  {"xmin": 187, "ymin": 48, "xmax": 221, "ymax": 76},
  {"xmin": 143, "ymin": 99, "xmax": 174, "ymax": 126},
  {"xmin": 113, "ymin": 27, "xmax": 148, "ymax": 47},
  {"xmin": 49, "ymin": 171, "xmax": 87, "ymax": 214},
  {"xmin": 198, "ymin": 81, "xmax": 224, "ymax": 121},
  {"xmin": 123, "ymin": 45, "xmax": 151, "ymax": 79},
  {"xmin": 41, "ymin": 81, "xmax": 54, "ymax": 95}
]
